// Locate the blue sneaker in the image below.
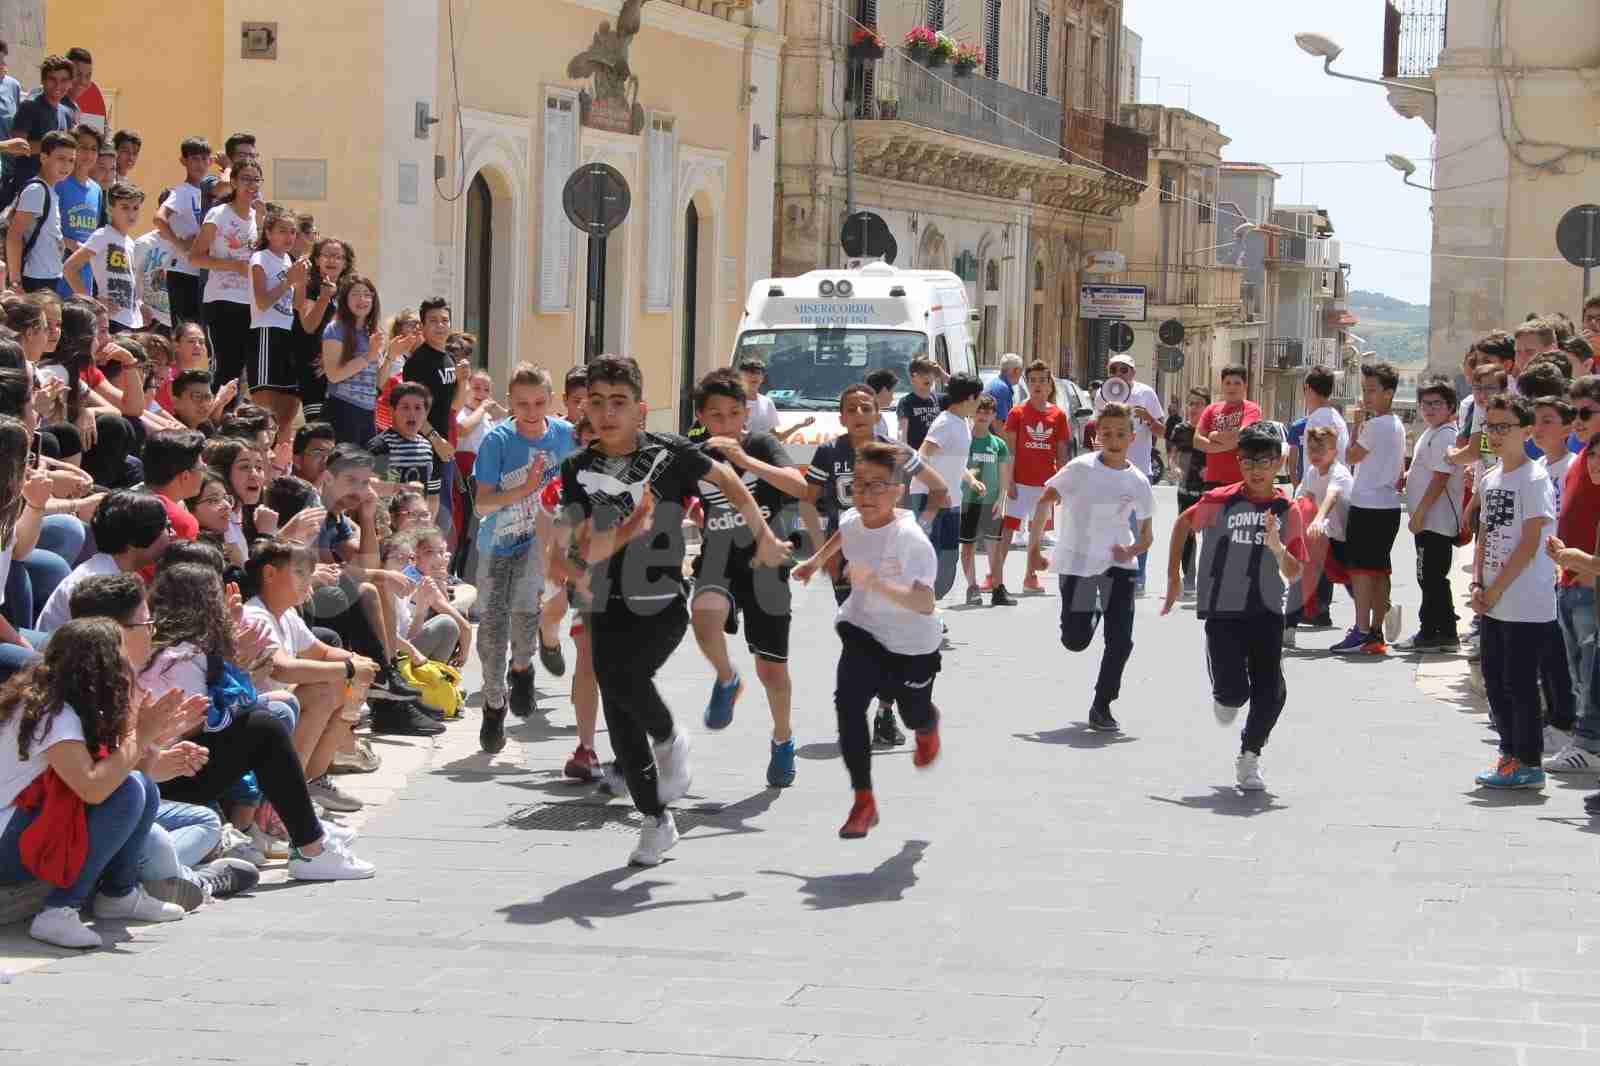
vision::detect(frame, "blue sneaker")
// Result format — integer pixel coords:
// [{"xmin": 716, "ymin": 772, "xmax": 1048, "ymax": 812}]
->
[
  {"xmin": 1476, "ymin": 757, "xmax": 1546, "ymax": 790},
  {"xmin": 1329, "ymin": 627, "xmax": 1370, "ymax": 654},
  {"xmin": 767, "ymin": 737, "xmax": 797, "ymax": 788},
  {"xmin": 704, "ymin": 674, "xmax": 742, "ymax": 730}
]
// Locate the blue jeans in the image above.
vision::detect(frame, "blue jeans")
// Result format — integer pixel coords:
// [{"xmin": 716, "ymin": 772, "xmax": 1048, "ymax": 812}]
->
[
  {"xmin": 0, "ymin": 770, "xmax": 160, "ymax": 909},
  {"xmin": 0, "ymin": 627, "xmax": 48, "ymax": 684},
  {"xmin": 1558, "ymin": 585, "xmax": 1600, "ymax": 753},
  {"xmin": 138, "ymin": 800, "xmax": 222, "ymax": 884},
  {"xmin": 3, "ymin": 514, "xmax": 84, "ymax": 632},
  {"xmin": 1129, "ymin": 512, "xmax": 1148, "ymax": 589},
  {"xmin": 929, "ymin": 506, "xmax": 961, "ymax": 600}
]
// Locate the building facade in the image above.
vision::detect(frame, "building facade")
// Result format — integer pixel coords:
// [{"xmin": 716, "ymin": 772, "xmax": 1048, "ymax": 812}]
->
[
  {"xmin": 1376, "ymin": 1, "xmax": 1600, "ymax": 379},
  {"xmin": 48, "ymin": 0, "xmax": 780, "ymax": 431},
  {"xmin": 778, "ymin": 0, "xmax": 1147, "ymax": 383}
]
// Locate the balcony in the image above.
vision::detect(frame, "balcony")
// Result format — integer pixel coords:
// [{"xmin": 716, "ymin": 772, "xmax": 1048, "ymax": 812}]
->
[
  {"xmin": 1382, "ymin": 0, "xmax": 1447, "ymax": 79},
  {"xmin": 1103, "ymin": 264, "xmax": 1242, "ymax": 309},
  {"xmin": 1265, "ymin": 338, "xmax": 1304, "ymax": 370},
  {"xmin": 848, "ymin": 51, "xmax": 1145, "ymax": 216},
  {"xmin": 1265, "ymin": 232, "xmax": 1309, "ymax": 267},
  {"xmin": 1308, "ymin": 337, "xmax": 1338, "ymax": 368}
]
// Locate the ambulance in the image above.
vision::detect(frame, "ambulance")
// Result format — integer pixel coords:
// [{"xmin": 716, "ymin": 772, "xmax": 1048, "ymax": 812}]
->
[{"xmin": 729, "ymin": 260, "xmax": 980, "ymax": 463}]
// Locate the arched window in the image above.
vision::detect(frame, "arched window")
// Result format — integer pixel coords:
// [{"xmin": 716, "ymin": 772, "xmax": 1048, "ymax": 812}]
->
[
  {"xmin": 463, "ymin": 173, "xmax": 493, "ymax": 364},
  {"xmin": 1033, "ymin": 260, "xmax": 1045, "ymax": 291},
  {"xmin": 985, "ymin": 259, "xmax": 1000, "ymax": 291}
]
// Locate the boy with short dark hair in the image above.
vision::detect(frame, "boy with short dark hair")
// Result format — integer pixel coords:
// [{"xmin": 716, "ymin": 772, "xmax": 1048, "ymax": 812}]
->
[
  {"xmin": 63, "ymin": 179, "xmax": 143, "ymax": 330},
  {"xmin": 1, "ymin": 54, "xmax": 73, "ymax": 197},
  {"xmin": 367, "ymin": 381, "xmax": 441, "ymax": 513},
  {"xmin": 1163, "ymin": 424, "xmax": 1306, "ymax": 791},
  {"xmin": 1027, "ymin": 402, "xmax": 1154, "ymax": 732},
  {"xmin": 1532, "ymin": 395, "xmax": 1578, "ymax": 752},
  {"xmin": 960, "ymin": 393, "xmax": 1010, "ymax": 602},
  {"xmin": 866, "ymin": 368, "xmax": 898, "ymax": 439},
  {"xmin": 1472, "ymin": 394, "xmax": 1557, "ymax": 790},
  {"xmin": 918, "ymin": 371, "xmax": 984, "ymax": 602},
  {"xmin": 896, "ymin": 357, "xmax": 946, "ymax": 516},
  {"xmin": 1335, "ymin": 361, "xmax": 1406, "ymax": 654},
  {"xmin": 996, "ymin": 360, "xmax": 1072, "ymax": 601},
  {"xmin": 1169, "ymin": 387, "xmax": 1211, "ymax": 598},
  {"xmin": 5, "ymin": 128, "xmax": 75, "ymax": 293},
  {"xmin": 1192, "ymin": 364, "xmax": 1263, "ymax": 489},
  {"xmin": 152, "ymin": 137, "xmax": 211, "ymax": 326},
  {"xmin": 552, "ymin": 355, "xmax": 787, "ymax": 867},
  {"xmin": 737, "ymin": 356, "xmax": 778, "ymax": 436},
  {"xmin": 1396, "ymin": 378, "xmax": 1464, "ymax": 651},
  {"xmin": 55, "ymin": 122, "xmax": 102, "ymax": 295},
  {"xmin": 794, "ymin": 441, "xmax": 944, "ymax": 839}
]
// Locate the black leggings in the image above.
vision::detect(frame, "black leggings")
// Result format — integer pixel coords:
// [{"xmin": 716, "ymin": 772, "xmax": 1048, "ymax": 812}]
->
[
  {"xmin": 205, "ymin": 300, "xmax": 253, "ymax": 389},
  {"xmin": 1059, "ymin": 568, "xmax": 1137, "ymax": 708},
  {"xmin": 48, "ymin": 414, "xmax": 142, "ymax": 488},
  {"xmin": 1177, "ymin": 490, "xmax": 1202, "ymax": 579},
  {"xmin": 158, "ymin": 706, "xmax": 323, "ymax": 848},
  {"xmin": 835, "ymin": 621, "xmax": 939, "ymax": 791},
  {"xmin": 589, "ymin": 601, "xmax": 689, "ymax": 818},
  {"xmin": 1204, "ymin": 615, "xmax": 1287, "ymax": 755}
]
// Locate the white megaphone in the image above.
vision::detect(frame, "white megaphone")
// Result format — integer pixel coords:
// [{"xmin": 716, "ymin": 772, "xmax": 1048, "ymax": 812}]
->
[{"xmin": 1100, "ymin": 375, "xmax": 1131, "ymax": 404}]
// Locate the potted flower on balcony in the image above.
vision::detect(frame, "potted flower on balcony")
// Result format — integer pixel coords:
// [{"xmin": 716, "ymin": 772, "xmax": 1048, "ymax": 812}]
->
[
  {"xmin": 952, "ymin": 42, "xmax": 983, "ymax": 76},
  {"xmin": 849, "ymin": 26, "xmax": 885, "ymax": 61},
  {"xmin": 903, "ymin": 26, "xmax": 936, "ymax": 61},
  {"xmin": 928, "ymin": 30, "xmax": 956, "ymax": 67}
]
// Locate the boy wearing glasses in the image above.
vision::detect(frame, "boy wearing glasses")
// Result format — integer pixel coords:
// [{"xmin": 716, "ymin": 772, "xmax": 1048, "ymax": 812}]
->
[
  {"xmin": 1162, "ymin": 424, "xmax": 1306, "ymax": 791},
  {"xmin": 1396, "ymin": 379, "xmax": 1464, "ymax": 651},
  {"xmin": 1472, "ymin": 395, "xmax": 1557, "ymax": 790},
  {"xmin": 1333, "ymin": 362, "xmax": 1406, "ymax": 655}
]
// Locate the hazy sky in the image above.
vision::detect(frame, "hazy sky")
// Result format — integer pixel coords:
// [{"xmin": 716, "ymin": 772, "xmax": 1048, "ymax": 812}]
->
[{"xmin": 1124, "ymin": 0, "xmax": 1436, "ymax": 305}]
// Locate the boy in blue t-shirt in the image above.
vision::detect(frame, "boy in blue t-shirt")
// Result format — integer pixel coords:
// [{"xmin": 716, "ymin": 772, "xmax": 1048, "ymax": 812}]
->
[
  {"xmin": 54, "ymin": 123, "xmax": 103, "ymax": 295},
  {"xmin": 472, "ymin": 364, "xmax": 576, "ymax": 751}
]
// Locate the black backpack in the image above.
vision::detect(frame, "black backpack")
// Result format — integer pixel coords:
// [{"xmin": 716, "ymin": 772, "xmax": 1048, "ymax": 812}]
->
[{"xmin": 0, "ymin": 178, "xmax": 53, "ymax": 272}]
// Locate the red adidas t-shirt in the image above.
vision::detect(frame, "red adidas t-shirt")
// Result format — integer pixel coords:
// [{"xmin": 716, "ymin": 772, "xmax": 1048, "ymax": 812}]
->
[
  {"xmin": 1005, "ymin": 403, "xmax": 1071, "ymax": 487},
  {"xmin": 1559, "ymin": 444, "xmax": 1600, "ymax": 588},
  {"xmin": 1195, "ymin": 400, "xmax": 1263, "ymax": 485}
]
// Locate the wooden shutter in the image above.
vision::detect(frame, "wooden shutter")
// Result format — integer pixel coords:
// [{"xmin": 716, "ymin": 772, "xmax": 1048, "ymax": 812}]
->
[
  {"xmin": 538, "ymin": 92, "xmax": 577, "ymax": 312},
  {"xmin": 1032, "ymin": 12, "xmax": 1050, "ymax": 96},
  {"xmin": 645, "ymin": 116, "xmax": 676, "ymax": 311},
  {"xmin": 984, "ymin": 0, "xmax": 1000, "ymax": 80}
]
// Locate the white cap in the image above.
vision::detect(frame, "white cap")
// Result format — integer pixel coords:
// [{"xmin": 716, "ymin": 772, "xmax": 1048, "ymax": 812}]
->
[{"xmin": 1107, "ymin": 354, "xmax": 1135, "ymax": 370}]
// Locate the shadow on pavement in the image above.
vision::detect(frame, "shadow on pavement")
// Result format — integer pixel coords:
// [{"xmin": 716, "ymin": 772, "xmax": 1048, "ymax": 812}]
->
[
  {"xmin": 1013, "ymin": 725, "xmax": 1137, "ymax": 749},
  {"xmin": 1464, "ymin": 788, "xmax": 1550, "ymax": 808},
  {"xmin": 431, "ymin": 752, "xmax": 539, "ymax": 784},
  {"xmin": 1148, "ymin": 787, "xmax": 1288, "ymax": 817},
  {"xmin": 761, "ymin": 840, "xmax": 928, "ymax": 910},
  {"xmin": 498, "ymin": 867, "xmax": 747, "ymax": 929},
  {"xmin": 797, "ymin": 741, "xmax": 840, "ymax": 761},
  {"xmin": 1538, "ymin": 815, "xmax": 1600, "ymax": 834},
  {"xmin": 682, "ymin": 788, "xmax": 782, "ymax": 838}
]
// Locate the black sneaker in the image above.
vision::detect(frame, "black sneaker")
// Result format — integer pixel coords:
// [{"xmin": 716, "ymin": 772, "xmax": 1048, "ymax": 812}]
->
[
  {"xmin": 480, "ymin": 701, "xmax": 508, "ymax": 754},
  {"xmin": 371, "ymin": 701, "xmax": 445, "ymax": 737},
  {"xmin": 507, "ymin": 666, "xmax": 537, "ymax": 719},
  {"xmin": 194, "ymin": 857, "xmax": 260, "ymax": 899},
  {"xmin": 991, "ymin": 584, "xmax": 1016, "ymax": 607},
  {"xmin": 539, "ymin": 636, "xmax": 566, "ymax": 678},
  {"xmin": 1305, "ymin": 612, "xmax": 1334, "ymax": 629},
  {"xmin": 370, "ymin": 663, "xmax": 422, "ymax": 701},
  {"xmin": 965, "ymin": 586, "xmax": 984, "ymax": 607},
  {"xmin": 1087, "ymin": 702, "xmax": 1120, "ymax": 733},
  {"xmin": 872, "ymin": 704, "xmax": 905, "ymax": 747},
  {"xmin": 1586, "ymin": 790, "xmax": 1600, "ymax": 814}
]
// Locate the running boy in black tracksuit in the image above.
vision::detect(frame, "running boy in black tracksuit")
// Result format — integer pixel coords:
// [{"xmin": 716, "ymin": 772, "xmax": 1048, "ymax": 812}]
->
[{"xmin": 1163, "ymin": 424, "xmax": 1307, "ymax": 793}]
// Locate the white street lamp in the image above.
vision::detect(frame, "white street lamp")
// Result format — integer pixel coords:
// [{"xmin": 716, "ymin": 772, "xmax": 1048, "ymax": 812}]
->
[
  {"xmin": 1294, "ymin": 31, "xmax": 1436, "ymax": 95},
  {"xmin": 1384, "ymin": 152, "xmax": 1434, "ymax": 191}
]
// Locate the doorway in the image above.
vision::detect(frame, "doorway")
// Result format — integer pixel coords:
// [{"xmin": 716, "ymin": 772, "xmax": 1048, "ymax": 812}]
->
[
  {"xmin": 679, "ymin": 202, "xmax": 700, "ymax": 432},
  {"xmin": 463, "ymin": 173, "xmax": 492, "ymax": 366}
]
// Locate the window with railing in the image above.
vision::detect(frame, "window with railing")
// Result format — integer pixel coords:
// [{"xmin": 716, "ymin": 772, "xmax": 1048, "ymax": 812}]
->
[
  {"xmin": 1382, "ymin": 0, "xmax": 1447, "ymax": 79},
  {"xmin": 984, "ymin": 0, "xmax": 1001, "ymax": 81},
  {"xmin": 1031, "ymin": 10, "xmax": 1050, "ymax": 98},
  {"xmin": 1197, "ymin": 196, "xmax": 1214, "ymax": 225},
  {"xmin": 926, "ymin": 0, "xmax": 944, "ymax": 31},
  {"xmin": 1159, "ymin": 175, "xmax": 1176, "ymax": 203}
]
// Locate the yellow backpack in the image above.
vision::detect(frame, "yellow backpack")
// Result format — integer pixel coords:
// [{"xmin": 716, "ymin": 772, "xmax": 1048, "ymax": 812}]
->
[{"xmin": 395, "ymin": 656, "xmax": 465, "ymax": 720}]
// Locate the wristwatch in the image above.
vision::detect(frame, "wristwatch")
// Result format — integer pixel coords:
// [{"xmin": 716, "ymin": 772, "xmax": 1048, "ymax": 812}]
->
[{"xmin": 344, "ymin": 659, "xmax": 356, "ymax": 680}]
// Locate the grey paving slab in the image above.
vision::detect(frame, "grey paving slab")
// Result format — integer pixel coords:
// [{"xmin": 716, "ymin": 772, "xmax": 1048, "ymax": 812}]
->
[{"xmin": 3, "ymin": 486, "xmax": 1598, "ymax": 1065}]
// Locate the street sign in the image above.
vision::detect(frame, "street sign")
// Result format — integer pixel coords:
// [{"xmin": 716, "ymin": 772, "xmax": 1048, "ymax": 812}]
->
[
  {"xmin": 1107, "ymin": 321, "xmax": 1135, "ymax": 353},
  {"xmin": 1158, "ymin": 318, "xmax": 1186, "ymax": 346},
  {"xmin": 563, "ymin": 163, "xmax": 631, "ymax": 237},
  {"xmin": 1156, "ymin": 345, "xmax": 1185, "ymax": 374},
  {"xmin": 1082, "ymin": 250, "xmax": 1126, "ymax": 275},
  {"xmin": 1556, "ymin": 204, "xmax": 1600, "ymax": 298},
  {"xmin": 1079, "ymin": 284, "xmax": 1147, "ymax": 322}
]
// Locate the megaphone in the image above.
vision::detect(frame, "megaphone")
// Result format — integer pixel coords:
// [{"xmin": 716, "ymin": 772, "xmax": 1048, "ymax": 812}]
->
[{"xmin": 1100, "ymin": 375, "xmax": 1131, "ymax": 404}]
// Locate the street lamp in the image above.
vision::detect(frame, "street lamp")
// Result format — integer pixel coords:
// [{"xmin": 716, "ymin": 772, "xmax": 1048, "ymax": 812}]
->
[
  {"xmin": 1187, "ymin": 222, "xmax": 1258, "ymax": 266},
  {"xmin": 1294, "ymin": 30, "xmax": 1436, "ymax": 124},
  {"xmin": 1384, "ymin": 153, "xmax": 1434, "ymax": 192}
]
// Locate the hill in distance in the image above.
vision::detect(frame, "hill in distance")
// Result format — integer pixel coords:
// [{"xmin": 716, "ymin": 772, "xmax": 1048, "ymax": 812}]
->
[{"xmin": 1348, "ymin": 289, "xmax": 1429, "ymax": 364}]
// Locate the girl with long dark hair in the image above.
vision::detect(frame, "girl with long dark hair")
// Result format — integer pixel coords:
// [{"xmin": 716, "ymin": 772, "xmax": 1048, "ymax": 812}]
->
[
  {"xmin": 321, "ymin": 275, "xmax": 410, "ymax": 445},
  {"xmin": 292, "ymin": 236, "xmax": 354, "ymax": 423}
]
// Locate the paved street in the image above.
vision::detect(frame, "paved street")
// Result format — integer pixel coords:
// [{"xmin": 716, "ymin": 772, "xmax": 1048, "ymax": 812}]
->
[{"xmin": 4, "ymin": 486, "xmax": 1600, "ymax": 1066}]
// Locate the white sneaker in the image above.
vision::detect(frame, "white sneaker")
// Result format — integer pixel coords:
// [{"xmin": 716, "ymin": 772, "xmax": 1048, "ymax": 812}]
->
[
  {"xmin": 29, "ymin": 905, "xmax": 102, "ymax": 949},
  {"xmin": 1236, "ymin": 752, "xmax": 1266, "ymax": 792},
  {"xmin": 216, "ymin": 824, "xmax": 266, "ymax": 868},
  {"xmin": 1282, "ymin": 628, "xmax": 1297, "ymax": 649},
  {"xmin": 653, "ymin": 731, "xmax": 693, "ymax": 805},
  {"xmin": 248, "ymin": 826, "xmax": 289, "ymax": 861},
  {"xmin": 1544, "ymin": 744, "xmax": 1600, "ymax": 774},
  {"xmin": 92, "ymin": 885, "xmax": 185, "ymax": 923},
  {"xmin": 1544, "ymin": 726, "xmax": 1575, "ymax": 759},
  {"xmin": 1213, "ymin": 699, "xmax": 1244, "ymax": 727},
  {"xmin": 289, "ymin": 838, "xmax": 376, "ymax": 881},
  {"xmin": 307, "ymin": 773, "xmax": 364, "ymax": 813},
  {"xmin": 320, "ymin": 820, "xmax": 359, "ymax": 846},
  {"xmin": 629, "ymin": 811, "xmax": 680, "ymax": 867}
]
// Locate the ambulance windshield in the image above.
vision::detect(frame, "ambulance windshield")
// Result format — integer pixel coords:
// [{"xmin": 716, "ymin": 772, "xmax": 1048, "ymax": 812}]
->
[{"xmin": 734, "ymin": 329, "xmax": 929, "ymax": 411}]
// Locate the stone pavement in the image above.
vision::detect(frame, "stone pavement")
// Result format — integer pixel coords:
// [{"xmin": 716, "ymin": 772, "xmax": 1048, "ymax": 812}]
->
[{"xmin": 4, "ymin": 487, "xmax": 1600, "ymax": 1066}]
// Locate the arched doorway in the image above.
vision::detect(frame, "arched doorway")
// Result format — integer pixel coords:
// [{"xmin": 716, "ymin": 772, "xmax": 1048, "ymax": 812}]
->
[
  {"xmin": 679, "ymin": 201, "xmax": 700, "ymax": 433},
  {"xmin": 463, "ymin": 174, "xmax": 492, "ymax": 367}
]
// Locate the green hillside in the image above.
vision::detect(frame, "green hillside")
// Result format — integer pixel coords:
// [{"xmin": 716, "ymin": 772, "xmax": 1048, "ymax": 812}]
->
[{"xmin": 1349, "ymin": 290, "xmax": 1429, "ymax": 365}]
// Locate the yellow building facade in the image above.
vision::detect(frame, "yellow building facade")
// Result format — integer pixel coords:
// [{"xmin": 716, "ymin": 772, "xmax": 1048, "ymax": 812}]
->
[{"xmin": 48, "ymin": 0, "xmax": 781, "ymax": 431}]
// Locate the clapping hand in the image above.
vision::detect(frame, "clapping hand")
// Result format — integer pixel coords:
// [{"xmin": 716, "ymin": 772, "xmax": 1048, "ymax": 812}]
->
[
  {"xmin": 224, "ymin": 581, "xmax": 245, "ymax": 624},
  {"xmin": 279, "ymin": 505, "xmax": 326, "ymax": 543},
  {"xmin": 232, "ymin": 617, "xmax": 274, "ymax": 667},
  {"xmin": 253, "ymin": 505, "xmax": 280, "ymax": 535},
  {"xmin": 135, "ymin": 687, "xmax": 210, "ymax": 749},
  {"xmin": 151, "ymin": 741, "xmax": 208, "ymax": 781}
]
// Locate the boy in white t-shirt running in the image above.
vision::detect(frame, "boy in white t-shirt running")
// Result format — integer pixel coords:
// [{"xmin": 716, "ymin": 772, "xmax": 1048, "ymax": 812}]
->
[
  {"xmin": 1025, "ymin": 402, "xmax": 1153, "ymax": 733},
  {"xmin": 794, "ymin": 441, "xmax": 943, "ymax": 841}
]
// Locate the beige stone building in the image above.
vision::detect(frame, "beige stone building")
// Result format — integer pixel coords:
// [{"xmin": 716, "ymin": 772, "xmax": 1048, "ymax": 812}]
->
[
  {"xmin": 48, "ymin": 0, "xmax": 781, "ymax": 431},
  {"xmin": 1369, "ymin": 1, "xmax": 1600, "ymax": 379},
  {"xmin": 778, "ymin": 0, "xmax": 1147, "ymax": 381}
]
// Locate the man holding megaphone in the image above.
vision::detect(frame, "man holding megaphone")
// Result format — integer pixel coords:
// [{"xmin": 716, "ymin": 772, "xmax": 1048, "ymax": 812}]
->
[{"xmin": 1096, "ymin": 354, "xmax": 1167, "ymax": 592}]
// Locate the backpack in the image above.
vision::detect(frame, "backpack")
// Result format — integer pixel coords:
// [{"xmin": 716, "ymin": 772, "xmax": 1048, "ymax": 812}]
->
[
  {"xmin": 395, "ymin": 654, "xmax": 464, "ymax": 719},
  {"xmin": 0, "ymin": 178, "xmax": 52, "ymax": 273}
]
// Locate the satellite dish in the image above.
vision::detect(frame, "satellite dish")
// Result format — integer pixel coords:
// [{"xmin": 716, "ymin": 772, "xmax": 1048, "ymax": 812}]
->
[{"xmin": 841, "ymin": 211, "xmax": 895, "ymax": 261}]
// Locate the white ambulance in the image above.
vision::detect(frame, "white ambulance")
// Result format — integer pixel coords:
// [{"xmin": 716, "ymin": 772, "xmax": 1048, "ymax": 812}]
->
[{"xmin": 730, "ymin": 260, "xmax": 980, "ymax": 462}]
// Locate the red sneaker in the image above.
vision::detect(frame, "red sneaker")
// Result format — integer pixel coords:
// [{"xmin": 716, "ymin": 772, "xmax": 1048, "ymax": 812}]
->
[
  {"xmin": 564, "ymin": 744, "xmax": 600, "ymax": 781},
  {"xmin": 1023, "ymin": 573, "xmax": 1044, "ymax": 593},
  {"xmin": 839, "ymin": 790, "xmax": 879, "ymax": 839},
  {"xmin": 913, "ymin": 724, "xmax": 941, "ymax": 768},
  {"xmin": 1360, "ymin": 634, "xmax": 1388, "ymax": 655},
  {"xmin": 978, "ymin": 576, "xmax": 996, "ymax": 592}
]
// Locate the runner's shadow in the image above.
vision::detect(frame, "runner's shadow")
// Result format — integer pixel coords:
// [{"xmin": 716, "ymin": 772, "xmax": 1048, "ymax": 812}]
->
[
  {"xmin": 1538, "ymin": 815, "xmax": 1600, "ymax": 834},
  {"xmin": 431, "ymin": 753, "xmax": 537, "ymax": 784},
  {"xmin": 1014, "ymin": 726, "xmax": 1137, "ymax": 748},
  {"xmin": 1148, "ymin": 787, "xmax": 1287, "ymax": 817},
  {"xmin": 682, "ymin": 788, "xmax": 782, "ymax": 838},
  {"xmin": 797, "ymin": 741, "xmax": 840, "ymax": 761},
  {"xmin": 1464, "ymin": 788, "xmax": 1550, "ymax": 808},
  {"xmin": 497, "ymin": 867, "xmax": 746, "ymax": 930},
  {"xmin": 761, "ymin": 839, "xmax": 928, "ymax": 911}
]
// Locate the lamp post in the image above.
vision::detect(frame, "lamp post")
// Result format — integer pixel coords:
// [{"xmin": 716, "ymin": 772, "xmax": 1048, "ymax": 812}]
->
[
  {"xmin": 1294, "ymin": 32, "xmax": 1436, "ymax": 125},
  {"xmin": 1186, "ymin": 223, "xmax": 1258, "ymax": 267},
  {"xmin": 1384, "ymin": 153, "xmax": 1435, "ymax": 192}
]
